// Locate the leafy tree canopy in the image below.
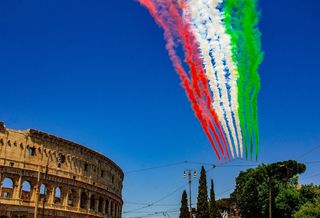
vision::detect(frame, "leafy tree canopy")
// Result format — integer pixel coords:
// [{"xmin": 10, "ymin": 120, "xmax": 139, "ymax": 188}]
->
[
  {"xmin": 293, "ymin": 198, "xmax": 320, "ymax": 218},
  {"xmin": 231, "ymin": 160, "xmax": 306, "ymax": 218}
]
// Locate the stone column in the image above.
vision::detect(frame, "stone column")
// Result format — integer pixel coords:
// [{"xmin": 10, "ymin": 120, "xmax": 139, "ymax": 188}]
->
[
  {"xmin": 0, "ymin": 173, "xmax": 3, "ymax": 197},
  {"xmin": 13, "ymin": 176, "xmax": 22, "ymax": 199},
  {"xmin": 95, "ymin": 198, "xmax": 99, "ymax": 212},
  {"xmin": 63, "ymin": 189, "xmax": 69, "ymax": 207},
  {"xmin": 102, "ymin": 199, "xmax": 106, "ymax": 214},
  {"xmin": 48, "ymin": 186, "xmax": 55, "ymax": 205},
  {"xmin": 119, "ymin": 205, "xmax": 122, "ymax": 218},
  {"xmin": 77, "ymin": 190, "xmax": 82, "ymax": 211},
  {"xmin": 88, "ymin": 192, "xmax": 94, "ymax": 211}
]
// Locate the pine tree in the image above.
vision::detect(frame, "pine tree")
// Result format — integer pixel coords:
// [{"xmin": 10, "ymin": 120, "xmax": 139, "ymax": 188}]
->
[
  {"xmin": 180, "ymin": 190, "xmax": 190, "ymax": 218},
  {"xmin": 209, "ymin": 179, "xmax": 217, "ymax": 218},
  {"xmin": 197, "ymin": 166, "xmax": 209, "ymax": 218}
]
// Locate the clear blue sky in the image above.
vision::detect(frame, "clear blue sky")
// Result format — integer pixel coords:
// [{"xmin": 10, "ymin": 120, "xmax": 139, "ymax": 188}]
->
[{"xmin": 1, "ymin": 0, "xmax": 320, "ymax": 217}]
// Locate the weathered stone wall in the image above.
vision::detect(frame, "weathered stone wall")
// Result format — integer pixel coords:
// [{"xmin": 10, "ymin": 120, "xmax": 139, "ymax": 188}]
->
[{"xmin": 0, "ymin": 124, "xmax": 124, "ymax": 218}]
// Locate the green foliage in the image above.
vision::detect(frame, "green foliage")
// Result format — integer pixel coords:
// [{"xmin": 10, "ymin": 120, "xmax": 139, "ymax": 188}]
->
[
  {"xmin": 299, "ymin": 184, "xmax": 320, "ymax": 204},
  {"xmin": 231, "ymin": 160, "xmax": 306, "ymax": 218},
  {"xmin": 209, "ymin": 180, "xmax": 217, "ymax": 218},
  {"xmin": 275, "ymin": 184, "xmax": 303, "ymax": 218},
  {"xmin": 216, "ymin": 198, "xmax": 234, "ymax": 212},
  {"xmin": 197, "ymin": 166, "xmax": 209, "ymax": 218},
  {"xmin": 293, "ymin": 199, "xmax": 320, "ymax": 218},
  {"xmin": 179, "ymin": 190, "xmax": 189, "ymax": 218}
]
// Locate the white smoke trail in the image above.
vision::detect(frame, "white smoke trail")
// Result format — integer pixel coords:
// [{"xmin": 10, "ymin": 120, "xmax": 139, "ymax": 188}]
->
[
  {"xmin": 204, "ymin": 0, "xmax": 244, "ymax": 158},
  {"xmin": 186, "ymin": 0, "xmax": 243, "ymax": 158},
  {"xmin": 185, "ymin": 0, "xmax": 235, "ymax": 158}
]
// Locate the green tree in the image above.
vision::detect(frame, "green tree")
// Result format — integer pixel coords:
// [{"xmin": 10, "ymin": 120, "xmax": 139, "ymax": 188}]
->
[
  {"xmin": 209, "ymin": 179, "xmax": 217, "ymax": 218},
  {"xmin": 293, "ymin": 199, "xmax": 320, "ymax": 218},
  {"xmin": 299, "ymin": 184, "xmax": 320, "ymax": 204},
  {"xmin": 197, "ymin": 166, "xmax": 209, "ymax": 218},
  {"xmin": 231, "ymin": 160, "xmax": 306, "ymax": 218},
  {"xmin": 180, "ymin": 190, "xmax": 190, "ymax": 218},
  {"xmin": 275, "ymin": 184, "xmax": 302, "ymax": 217}
]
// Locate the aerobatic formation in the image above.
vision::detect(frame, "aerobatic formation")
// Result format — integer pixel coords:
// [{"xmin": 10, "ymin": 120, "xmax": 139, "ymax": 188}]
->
[{"xmin": 138, "ymin": 0, "xmax": 263, "ymax": 161}]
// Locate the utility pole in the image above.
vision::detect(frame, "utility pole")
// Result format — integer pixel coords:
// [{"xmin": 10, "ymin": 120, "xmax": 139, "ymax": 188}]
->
[
  {"xmin": 42, "ymin": 161, "xmax": 49, "ymax": 218},
  {"xmin": 269, "ymin": 186, "xmax": 272, "ymax": 218},
  {"xmin": 34, "ymin": 165, "xmax": 41, "ymax": 218},
  {"xmin": 184, "ymin": 169, "xmax": 196, "ymax": 218}
]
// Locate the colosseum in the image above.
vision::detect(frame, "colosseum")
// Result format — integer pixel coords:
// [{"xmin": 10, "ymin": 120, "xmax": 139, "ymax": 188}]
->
[{"xmin": 0, "ymin": 122, "xmax": 124, "ymax": 218}]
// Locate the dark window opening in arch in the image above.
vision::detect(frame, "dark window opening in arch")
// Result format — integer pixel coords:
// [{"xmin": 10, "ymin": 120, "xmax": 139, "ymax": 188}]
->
[
  {"xmin": 68, "ymin": 189, "xmax": 77, "ymax": 207},
  {"xmin": 90, "ymin": 194, "xmax": 96, "ymax": 210},
  {"xmin": 80, "ymin": 192, "xmax": 88, "ymax": 209},
  {"xmin": 105, "ymin": 199, "xmax": 109, "ymax": 214},
  {"xmin": 29, "ymin": 147, "xmax": 36, "ymax": 156},
  {"xmin": 101, "ymin": 170, "xmax": 104, "ymax": 178},
  {"xmin": 110, "ymin": 202, "xmax": 114, "ymax": 216},
  {"xmin": 84, "ymin": 163, "xmax": 89, "ymax": 172},
  {"xmin": 98, "ymin": 197, "xmax": 103, "ymax": 213}
]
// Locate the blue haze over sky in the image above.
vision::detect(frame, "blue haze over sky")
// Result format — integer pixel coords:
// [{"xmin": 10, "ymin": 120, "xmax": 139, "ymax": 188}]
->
[{"xmin": 0, "ymin": 0, "xmax": 320, "ymax": 216}]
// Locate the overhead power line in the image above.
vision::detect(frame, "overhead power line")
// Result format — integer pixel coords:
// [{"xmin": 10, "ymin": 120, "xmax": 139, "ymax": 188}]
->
[
  {"xmin": 123, "ymin": 166, "xmax": 216, "ymax": 214},
  {"xmin": 295, "ymin": 144, "xmax": 320, "ymax": 160},
  {"xmin": 123, "ymin": 182, "xmax": 188, "ymax": 214},
  {"xmin": 303, "ymin": 160, "xmax": 320, "ymax": 165},
  {"xmin": 124, "ymin": 202, "xmax": 181, "ymax": 207},
  {"xmin": 128, "ymin": 209, "xmax": 180, "ymax": 218},
  {"xmin": 125, "ymin": 160, "xmax": 258, "ymax": 174},
  {"xmin": 125, "ymin": 161, "xmax": 186, "ymax": 174},
  {"xmin": 300, "ymin": 173, "xmax": 320, "ymax": 181}
]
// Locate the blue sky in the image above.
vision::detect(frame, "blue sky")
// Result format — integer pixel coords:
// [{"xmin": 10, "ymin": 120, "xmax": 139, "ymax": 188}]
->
[{"xmin": 1, "ymin": 0, "xmax": 320, "ymax": 217}]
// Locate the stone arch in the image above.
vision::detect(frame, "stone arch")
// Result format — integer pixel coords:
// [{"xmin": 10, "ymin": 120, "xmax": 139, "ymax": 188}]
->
[
  {"xmin": 98, "ymin": 196, "xmax": 104, "ymax": 213},
  {"xmin": 21, "ymin": 180, "xmax": 32, "ymax": 200},
  {"xmin": 40, "ymin": 184, "xmax": 46, "ymax": 195},
  {"xmin": 67, "ymin": 189, "xmax": 77, "ymax": 207},
  {"xmin": 39, "ymin": 183, "xmax": 48, "ymax": 202},
  {"xmin": 105, "ymin": 199, "xmax": 109, "ymax": 214},
  {"xmin": 110, "ymin": 201, "xmax": 113, "ymax": 216},
  {"xmin": 54, "ymin": 186, "xmax": 62, "ymax": 204},
  {"xmin": 90, "ymin": 194, "xmax": 96, "ymax": 210},
  {"xmin": 1, "ymin": 177, "xmax": 14, "ymax": 198},
  {"xmin": 80, "ymin": 191, "xmax": 88, "ymax": 209}
]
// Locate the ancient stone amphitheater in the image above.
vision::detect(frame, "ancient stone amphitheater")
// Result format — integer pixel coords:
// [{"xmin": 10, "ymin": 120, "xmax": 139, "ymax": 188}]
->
[{"xmin": 0, "ymin": 122, "xmax": 124, "ymax": 218}]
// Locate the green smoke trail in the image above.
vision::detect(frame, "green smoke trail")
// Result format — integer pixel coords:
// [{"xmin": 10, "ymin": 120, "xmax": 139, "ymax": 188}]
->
[{"xmin": 223, "ymin": 0, "xmax": 263, "ymax": 160}]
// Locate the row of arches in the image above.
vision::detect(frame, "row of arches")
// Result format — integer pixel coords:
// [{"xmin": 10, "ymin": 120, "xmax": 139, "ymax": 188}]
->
[
  {"xmin": 79, "ymin": 191, "xmax": 120, "ymax": 217},
  {"xmin": 1, "ymin": 177, "xmax": 61, "ymax": 202},
  {"xmin": 0, "ymin": 176, "xmax": 122, "ymax": 217}
]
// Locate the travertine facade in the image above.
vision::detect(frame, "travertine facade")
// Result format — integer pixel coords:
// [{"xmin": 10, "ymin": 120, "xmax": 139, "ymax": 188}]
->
[{"xmin": 0, "ymin": 122, "xmax": 124, "ymax": 218}]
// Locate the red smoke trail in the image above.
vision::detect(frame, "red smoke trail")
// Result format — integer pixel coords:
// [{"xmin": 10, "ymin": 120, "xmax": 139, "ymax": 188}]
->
[
  {"xmin": 139, "ymin": 0, "xmax": 222, "ymax": 160},
  {"xmin": 162, "ymin": 0, "xmax": 226, "ymax": 159},
  {"xmin": 166, "ymin": 1, "xmax": 230, "ymax": 159}
]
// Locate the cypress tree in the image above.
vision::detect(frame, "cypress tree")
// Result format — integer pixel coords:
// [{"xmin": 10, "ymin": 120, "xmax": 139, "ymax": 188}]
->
[
  {"xmin": 180, "ymin": 190, "xmax": 190, "ymax": 218},
  {"xmin": 209, "ymin": 179, "xmax": 217, "ymax": 218},
  {"xmin": 197, "ymin": 166, "xmax": 209, "ymax": 218}
]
